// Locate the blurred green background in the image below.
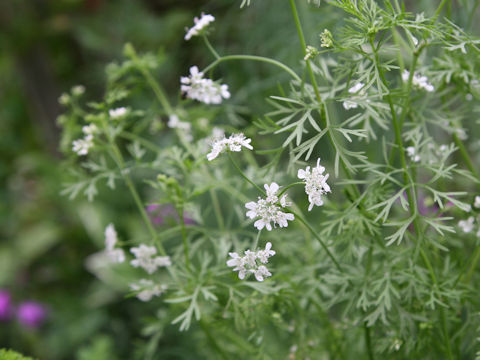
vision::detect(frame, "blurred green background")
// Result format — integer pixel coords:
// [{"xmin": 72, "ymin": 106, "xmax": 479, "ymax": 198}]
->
[{"xmin": 0, "ymin": 0, "xmax": 478, "ymax": 358}]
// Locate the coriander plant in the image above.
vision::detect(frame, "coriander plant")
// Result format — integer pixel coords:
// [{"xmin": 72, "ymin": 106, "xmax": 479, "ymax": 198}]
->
[{"xmin": 59, "ymin": 1, "xmax": 480, "ymax": 358}]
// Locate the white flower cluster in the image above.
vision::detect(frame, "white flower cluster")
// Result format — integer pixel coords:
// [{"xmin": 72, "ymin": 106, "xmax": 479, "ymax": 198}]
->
[
  {"xmin": 227, "ymin": 242, "xmax": 275, "ymax": 281},
  {"xmin": 458, "ymin": 216, "xmax": 480, "ymax": 237},
  {"xmin": 475, "ymin": 196, "xmax": 480, "ymax": 209},
  {"xmin": 129, "ymin": 279, "xmax": 167, "ymax": 302},
  {"xmin": 130, "ymin": 244, "xmax": 171, "ymax": 274},
  {"xmin": 343, "ymin": 82, "xmax": 365, "ymax": 110},
  {"xmin": 72, "ymin": 124, "xmax": 98, "ymax": 156},
  {"xmin": 402, "ymin": 70, "xmax": 434, "ymax": 92},
  {"xmin": 109, "ymin": 107, "xmax": 128, "ymax": 119},
  {"xmin": 406, "ymin": 146, "xmax": 421, "ymax": 163},
  {"xmin": 104, "ymin": 224, "xmax": 125, "ymax": 263},
  {"xmin": 245, "ymin": 183, "xmax": 294, "ymax": 231},
  {"xmin": 297, "ymin": 158, "xmax": 331, "ymax": 211},
  {"xmin": 168, "ymin": 114, "xmax": 193, "ymax": 141},
  {"xmin": 206, "ymin": 133, "xmax": 253, "ymax": 161},
  {"xmin": 181, "ymin": 66, "xmax": 230, "ymax": 104},
  {"xmin": 184, "ymin": 13, "xmax": 215, "ymax": 41}
]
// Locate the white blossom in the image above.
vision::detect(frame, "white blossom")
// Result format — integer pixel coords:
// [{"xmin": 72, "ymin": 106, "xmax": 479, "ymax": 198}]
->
[
  {"xmin": 104, "ymin": 224, "xmax": 125, "ymax": 263},
  {"xmin": 226, "ymin": 243, "xmax": 276, "ymax": 281},
  {"xmin": 130, "ymin": 244, "xmax": 171, "ymax": 274},
  {"xmin": 168, "ymin": 114, "xmax": 193, "ymax": 141},
  {"xmin": 343, "ymin": 82, "xmax": 365, "ymax": 110},
  {"xmin": 82, "ymin": 124, "xmax": 98, "ymax": 136},
  {"xmin": 72, "ymin": 135, "xmax": 94, "ymax": 156},
  {"xmin": 406, "ymin": 146, "xmax": 421, "ymax": 162},
  {"xmin": 473, "ymin": 196, "xmax": 480, "ymax": 209},
  {"xmin": 245, "ymin": 183, "xmax": 294, "ymax": 231},
  {"xmin": 459, "ymin": 216, "xmax": 475, "ymax": 233},
  {"xmin": 184, "ymin": 13, "xmax": 215, "ymax": 41},
  {"xmin": 180, "ymin": 66, "xmax": 230, "ymax": 104},
  {"xmin": 206, "ymin": 133, "xmax": 253, "ymax": 161},
  {"xmin": 402, "ymin": 70, "xmax": 434, "ymax": 92},
  {"xmin": 129, "ymin": 279, "xmax": 167, "ymax": 302},
  {"xmin": 109, "ymin": 107, "xmax": 127, "ymax": 119},
  {"xmin": 297, "ymin": 159, "xmax": 331, "ymax": 211}
]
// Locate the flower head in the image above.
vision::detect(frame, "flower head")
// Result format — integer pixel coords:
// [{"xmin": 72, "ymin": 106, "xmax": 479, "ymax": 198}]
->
[
  {"xmin": 72, "ymin": 135, "xmax": 94, "ymax": 156},
  {"xmin": 130, "ymin": 279, "xmax": 167, "ymax": 302},
  {"xmin": 320, "ymin": 29, "xmax": 333, "ymax": 48},
  {"xmin": 406, "ymin": 146, "xmax": 421, "ymax": 162},
  {"xmin": 0, "ymin": 290, "xmax": 12, "ymax": 321},
  {"xmin": 245, "ymin": 183, "xmax": 294, "ymax": 231},
  {"xmin": 298, "ymin": 159, "xmax": 331, "ymax": 211},
  {"xmin": 181, "ymin": 66, "xmax": 230, "ymax": 104},
  {"xmin": 402, "ymin": 70, "xmax": 434, "ymax": 92},
  {"xmin": 130, "ymin": 245, "xmax": 171, "ymax": 274},
  {"xmin": 109, "ymin": 107, "xmax": 127, "ymax": 119},
  {"xmin": 459, "ymin": 216, "xmax": 475, "ymax": 233},
  {"xmin": 343, "ymin": 82, "xmax": 365, "ymax": 110},
  {"xmin": 206, "ymin": 133, "xmax": 253, "ymax": 161},
  {"xmin": 474, "ymin": 196, "xmax": 480, "ymax": 209},
  {"xmin": 226, "ymin": 242, "xmax": 276, "ymax": 281},
  {"xmin": 17, "ymin": 301, "xmax": 47, "ymax": 328},
  {"xmin": 184, "ymin": 13, "xmax": 215, "ymax": 41},
  {"xmin": 104, "ymin": 224, "xmax": 125, "ymax": 263}
]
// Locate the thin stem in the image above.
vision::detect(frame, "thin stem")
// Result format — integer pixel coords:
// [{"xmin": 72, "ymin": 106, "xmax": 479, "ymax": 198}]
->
[
  {"xmin": 253, "ymin": 230, "xmax": 262, "ymax": 250},
  {"xmin": 203, "ymin": 55, "xmax": 301, "ymax": 82},
  {"xmin": 453, "ymin": 133, "xmax": 479, "ymax": 179},
  {"xmin": 433, "ymin": 0, "xmax": 450, "ymax": 21},
  {"xmin": 364, "ymin": 323, "xmax": 375, "ymax": 360},
  {"xmin": 289, "ymin": 209, "xmax": 343, "ymax": 272},
  {"xmin": 227, "ymin": 152, "xmax": 265, "ymax": 195},
  {"xmin": 372, "ymin": 37, "xmax": 453, "ymax": 359},
  {"xmin": 176, "ymin": 200, "xmax": 191, "ymax": 272},
  {"xmin": 278, "ymin": 181, "xmax": 304, "ymax": 197},
  {"xmin": 202, "ymin": 35, "xmax": 220, "ymax": 59}
]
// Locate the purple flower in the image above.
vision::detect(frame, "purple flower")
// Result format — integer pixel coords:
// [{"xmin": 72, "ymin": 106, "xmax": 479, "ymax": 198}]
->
[
  {"xmin": 17, "ymin": 301, "xmax": 47, "ymax": 328},
  {"xmin": 146, "ymin": 203, "xmax": 195, "ymax": 226},
  {"xmin": 0, "ymin": 290, "xmax": 13, "ymax": 321}
]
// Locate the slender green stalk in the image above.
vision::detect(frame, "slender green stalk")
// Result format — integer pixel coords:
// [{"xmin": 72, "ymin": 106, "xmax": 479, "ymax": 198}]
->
[
  {"xmin": 202, "ymin": 35, "xmax": 220, "ymax": 60},
  {"xmin": 453, "ymin": 133, "xmax": 479, "ymax": 179},
  {"xmin": 253, "ymin": 230, "xmax": 262, "ymax": 250},
  {"xmin": 290, "ymin": 209, "xmax": 343, "ymax": 272},
  {"xmin": 199, "ymin": 320, "xmax": 229, "ymax": 360},
  {"xmin": 227, "ymin": 152, "xmax": 265, "ymax": 194},
  {"xmin": 371, "ymin": 36, "xmax": 453, "ymax": 360},
  {"xmin": 364, "ymin": 322, "xmax": 374, "ymax": 360},
  {"xmin": 203, "ymin": 55, "xmax": 301, "ymax": 82},
  {"xmin": 176, "ymin": 200, "xmax": 191, "ymax": 272},
  {"xmin": 433, "ymin": 0, "xmax": 450, "ymax": 21},
  {"xmin": 278, "ymin": 181, "xmax": 305, "ymax": 197}
]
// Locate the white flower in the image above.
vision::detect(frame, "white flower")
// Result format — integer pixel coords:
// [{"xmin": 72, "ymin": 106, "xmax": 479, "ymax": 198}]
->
[
  {"xmin": 226, "ymin": 243, "xmax": 275, "ymax": 281},
  {"xmin": 130, "ymin": 279, "xmax": 167, "ymax": 302},
  {"xmin": 256, "ymin": 242, "xmax": 275, "ymax": 264},
  {"xmin": 206, "ymin": 133, "xmax": 253, "ymax": 161},
  {"xmin": 109, "ymin": 107, "xmax": 127, "ymax": 119},
  {"xmin": 184, "ymin": 13, "xmax": 215, "ymax": 41},
  {"xmin": 104, "ymin": 224, "xmax": 125, "ymax": 263},
  {"xmin": 72, "ymin": 135, "xmax": 94, "ymax": 156},
  {"xmin": 251, "ymin": 265, "xmax": 272, "ymax": 282},
  {"xmin": 459, "ymin": 216, "xmax": 475, "ymax": 233},
  {"xmin": 297, "ymin": 159, "xmax": 331, "ymax": 211},
  {"xmin": 82, "ymin": 124, "xmax": 98, "ymax": 136},
  {"xmin": 402, "ymin": 70, "xmax": 434, "ymax": 92},
  {"xmin": 181, "ymin": 66, "xmax": 230, "ymax": 104},
  {"xmin": 474, "ymin": 196, "xmax": 480, "ymax": 209},
  {"xmin": 245, "ymin": 182, "xmax": 294, "ymax": 230},
  {"xmin": 130, "ymin": 244, "xmax": 171, "ymax": 274},
  {"xmin": 406, "ymin": 146, "xmax": 421, "ymax": 162},
  {"xmin": 168, "ymin": 114, "xmax": 193, "ymax": 141},
  {"xmin": 343, "ymin": 82, "xmax": 365, "ymax": 110}
]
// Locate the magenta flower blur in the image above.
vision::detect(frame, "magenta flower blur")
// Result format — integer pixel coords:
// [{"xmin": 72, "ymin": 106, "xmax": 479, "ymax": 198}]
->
[
  {"xmin": 146, "ymin": 204, "xmax": 195, "ymax": 226},
  {"xmin": 17, "ymin": 301, "xmax": 47, "ymax": 328},
  {"xmin": 0, "ymin": 290, "xmax": 12, "ymax": 321}
]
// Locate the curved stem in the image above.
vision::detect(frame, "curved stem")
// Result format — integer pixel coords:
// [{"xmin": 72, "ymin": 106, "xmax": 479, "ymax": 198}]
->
[
  {"xmin": 203, "ymin": 55, "xmax": 301, "ymax": 82},
  {"xmin": 279, "ymin": 181, "xmax": 304, "ymax": 197},
  {"xmin": 227, "ymin": 152, "xmax": 265, "ymax": 195},
  {"xmin": 253, "ymin": 230, "xmax": 262, "ymax": 251},
  {"xmin": 289, "ymin": 209, "xmax": 343, "ymax": 272},
  {"xmin": 202, "ymin": 35, "xmax": 220, "ymax": 59}
]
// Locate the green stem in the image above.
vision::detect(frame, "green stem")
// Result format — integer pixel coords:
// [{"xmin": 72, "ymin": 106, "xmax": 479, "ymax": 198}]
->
[
  {"xmin": 203, "ymin": 35, "xmax": 221, "ymax": 59},
  {"xmin": 227, "ymin": 152, "xmax": 265, "ymax": 194},
  {"xmin": 175, "ymin": 198, "xmax": 191, "ymax": 271},
  {"xmin": 203, "ymin": 55, "xmax": 301, "ymax": 82},
  {"xmin": 278, "ymin": 181, "xmax": 305, "ymax": 197},
  {"xmin": 253, "ymin": 230, "xmax": 262, "ymax": 250},
  {"xmin": 372, "ymin": 36, "xmax": 453, "ymax": 360},
  {"xmin": 453, "ymin": 133, "xmax": 479, "ymax": 179},
  {"xmin": 364, "ymin": 322, "xmax": 375, "ymax": 360},
  {"xmin": 433, "ymin": 0, "xmax": 450, "ymax": 21},
  {"xmin": 290, "ymin": 209, "xmax": 343, "ymax": 272}
]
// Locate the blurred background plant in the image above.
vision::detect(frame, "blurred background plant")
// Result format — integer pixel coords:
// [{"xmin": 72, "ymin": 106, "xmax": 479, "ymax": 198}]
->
[{"xmin": 1, "ymin": 0, "xmax": 480, "ymax": 359}]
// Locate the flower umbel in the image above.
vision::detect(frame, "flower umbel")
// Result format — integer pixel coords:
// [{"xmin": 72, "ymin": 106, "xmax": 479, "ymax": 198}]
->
[
  {"xmin": 184, "ymin": 13, "xmax": 215, "ymax": 41},
  {"xmin": 245, "ymin": 183, "xmax": 294, "ymax": 230},
  {"xmin": 130, "ymin": 245, "xmax": 171, "ymax": 274},
  {"xmin": 129, "ymin": 279, "xmax": 167, "ymax": 302},
  {"xmin": 206, "ymin": 133, "xmax": 253, "ymax": 161},
  {"xmin": 104, "ymin": 224, "xmax": 125, "ymax": 263},
  {"xmin": 226, "ymin": 242, "xmax": 275, "ymax": 281},
  {"xmin": 180, "ymin": 66, "xmax": 230, "ymax": 104},
  {"xmin": 402, "ymin": 70, "xmax": 434, "ymax": 92},
  {"xmin": 343, "ymin": 82, "xmax": 365, "ymax": 110},
  {"xmin": 298, "ymin": 158, "xmax": 331, "ymax": 211}
]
